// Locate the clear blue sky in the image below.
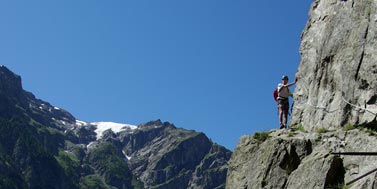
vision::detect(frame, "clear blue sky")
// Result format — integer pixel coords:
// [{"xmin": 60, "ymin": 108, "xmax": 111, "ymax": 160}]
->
[{"xmin": 0, "ymin": 0, "xmax": 312, "ymax": 150}]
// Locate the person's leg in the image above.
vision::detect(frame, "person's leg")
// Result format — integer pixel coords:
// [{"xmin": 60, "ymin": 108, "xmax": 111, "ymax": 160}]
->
[
  {"xmin": 283, "ymin": 100, "xmax": 290, "ymax": 128},
  {"xmin": 283, "ymin": 107, "xmax": 288, "ymax": 128},
  {"xmin": 278, "ymin": 105, "xmax": 284, "ymax": 129}
]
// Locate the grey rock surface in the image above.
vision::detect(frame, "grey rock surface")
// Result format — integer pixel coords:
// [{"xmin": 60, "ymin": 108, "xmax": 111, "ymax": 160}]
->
[
  {"xmin": 120, "ymin": 120, "xmax": 231, "ymax": 189},
  {"xmin": 226, "ymin": 129, "xmax": 377, "ymax": 189},
  {"xmin": 291, "ymin": 0, "xmax": 377, "ymax": 131}
]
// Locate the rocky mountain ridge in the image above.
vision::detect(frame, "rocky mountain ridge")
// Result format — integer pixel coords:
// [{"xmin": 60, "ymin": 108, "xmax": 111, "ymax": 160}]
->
[{"xmin": 0, "ymin": 65, "xmax": 231, "ymax": 189}]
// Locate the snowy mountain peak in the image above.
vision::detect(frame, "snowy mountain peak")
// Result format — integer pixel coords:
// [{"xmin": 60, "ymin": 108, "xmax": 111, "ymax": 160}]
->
[{"xmin": 91, "ymin": 121, "xmax": 137, "ymax": 140}]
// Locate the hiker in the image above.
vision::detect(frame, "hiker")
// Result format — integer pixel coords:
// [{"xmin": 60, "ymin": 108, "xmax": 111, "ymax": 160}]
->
[{"xmin": 277, "ymin": 75, "xmax": 297, "ymax": 129}]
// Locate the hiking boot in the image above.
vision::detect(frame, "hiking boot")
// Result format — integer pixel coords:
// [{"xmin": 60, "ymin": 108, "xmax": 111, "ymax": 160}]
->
[{"xmin": 280, "ymin": 123, "xmax": 285, "ymax": 129}]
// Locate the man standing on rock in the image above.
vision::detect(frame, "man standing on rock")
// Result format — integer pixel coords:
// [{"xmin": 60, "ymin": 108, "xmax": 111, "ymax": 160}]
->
[{"xmin": 277, "ymin": 75, "xmax": 297, "ymax": 129}]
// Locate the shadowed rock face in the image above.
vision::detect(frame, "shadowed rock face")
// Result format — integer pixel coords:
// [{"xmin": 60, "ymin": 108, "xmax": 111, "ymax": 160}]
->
[
  {"xmin": 227, "ymin": 0, "xmax": 377, "ymax": 189},
  {"xmin": 291, "ymin": 0, "xmax": 377, "ymax": 131},
  {"xmin": 0, "ymin": 65, "xmax": 23, "ymax": 98}
]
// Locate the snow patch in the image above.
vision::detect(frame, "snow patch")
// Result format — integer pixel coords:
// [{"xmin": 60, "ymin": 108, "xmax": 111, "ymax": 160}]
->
[
  {"xmin": 54, "ymin": 106, "xmax": 60, "ymax": 110},
  {"xmin": 91, "ymin": 122, "xmax": 137, "ymax": 140},
  {"xmin": 87, "ymin": 142, "xmax": 95, "ymax": 149},
  {"xmin": 76, "ymin": 120, "xmax": 88, "ymax": 126},
  {"xmin": 122, "ymin": 150, "xmax": 132, "ymax": 160}
]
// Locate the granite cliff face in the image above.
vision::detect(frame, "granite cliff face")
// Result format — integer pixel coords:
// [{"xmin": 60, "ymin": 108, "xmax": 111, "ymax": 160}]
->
[
  {"xmin": 227, "ymin": 0, "xmax": 377, "ymax": 188},
  {"xmin": 0, "ymin": 66, "xmax": 231, "ymax": 189},
  {"xmin": 291, "ymin": 0, "xmax": 377, "ymax": 131}
]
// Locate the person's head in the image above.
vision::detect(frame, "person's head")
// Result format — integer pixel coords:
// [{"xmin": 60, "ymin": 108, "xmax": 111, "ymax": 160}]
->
[{"xmin": 282, "ymin": 75, "xmax": 288, "ymax": 84}]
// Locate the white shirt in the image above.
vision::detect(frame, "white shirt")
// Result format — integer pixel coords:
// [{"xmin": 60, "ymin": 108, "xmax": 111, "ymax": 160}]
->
[{"xmin": 277, "ymin": 83, "xmax": 292, "ymax": 99}]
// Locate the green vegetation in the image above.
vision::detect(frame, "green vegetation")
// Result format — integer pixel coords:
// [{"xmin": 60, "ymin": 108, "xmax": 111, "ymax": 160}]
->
[
  {"xmin": 288, "ymin": 124, "xmax": 306, "ymax": 137},
  {"xmin": 343, "ymin": 124, "xmax": 356, "ymax": 131},
  {"xmin": 288, "ymin": 132, "xmax": 297, "ymax": 137},
  {"xmin": 65, "ymin": 141, "xmax": 86, "ymax": 160},
  {"xmin": 0, "ymin": 116, "xmax": 82, "ymax": 188},
  {"xmin": 366, "ymin": 128, "xmax": 376, "ymax": 136},
  {"xmin": 291, "ymin": 124, "xmax": 306, "ymax": 132},
  {"xmin": 29, "ymin": 118, "xmax": 43, "ymax": 128},
  {"xmin": 315, "ymin": 136, "xmax": 322, "ymax": 142},
  {"xmin": 355, "ymin": 126, "xmax": 377, "ymax": 136},
  {"xmin": 261, "ymin": 180, "xmax": 268, "ymax": 187},
  {"xmin": 253, "ymin": 132, "xmax": 270, "ymax": 143},
  {"xmin": 317, "ymin": 127, "xmax": 330, "ymax": 134},
  {"xmin": 334, "ymin": 184, "xmax": 350, "ymax": 189},
  {"xmin": 80, "ymin": 175, "xmax": 109, "ymax": 189},
  {"xmin": 0, "ymin": 151, "xmax": 27, "ymax": 189},
  {"xmin": 131, "ymin": 176, "xmax": 145, "ymax": 189},
  {"xmin": 15, "ymin": 103, "xmax": 26, "ymax": 112},
  {"xmin": 55, "ymin": 150, "xmax": 80, "ymax": 178},
  {"xmin": 352, "ymin": 119, "xmax": 377, "ymax": 136},
  {"xmin": 87, "ymin": 142, "xmax": 133, "ymax": 188}
]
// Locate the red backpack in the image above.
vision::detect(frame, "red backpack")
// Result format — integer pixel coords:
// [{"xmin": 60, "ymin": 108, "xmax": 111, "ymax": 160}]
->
[{"xmin": 273, "ymin": 88, "xmax": 278, "ymax": 102}]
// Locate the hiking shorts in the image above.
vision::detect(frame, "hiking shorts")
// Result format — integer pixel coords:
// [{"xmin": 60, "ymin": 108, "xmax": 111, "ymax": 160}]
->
[{"xmin": 278, "ymin": 98, "xmax": 289, "ymax": 110}]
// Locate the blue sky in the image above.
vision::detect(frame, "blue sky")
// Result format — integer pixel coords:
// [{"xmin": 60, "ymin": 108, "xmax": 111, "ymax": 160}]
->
[{"xmin": 0, "ymin": 1, "xmax": 312, "ymax": 150}]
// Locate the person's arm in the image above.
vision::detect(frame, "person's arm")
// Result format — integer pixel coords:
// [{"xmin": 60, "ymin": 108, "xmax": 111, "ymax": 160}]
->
[
  {"xmin": 286, "ymin": 78, "xmax": 298, "ymax": 88},
  {"xmin": 286, "ymin": 82, "xmax": 295, "ymax": 88}
]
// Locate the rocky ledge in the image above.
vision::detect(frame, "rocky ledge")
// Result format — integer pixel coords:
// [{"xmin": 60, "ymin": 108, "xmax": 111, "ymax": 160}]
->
[{"xmin": 226, "ymin": 126, "xmax": 377, "ymax": 189}]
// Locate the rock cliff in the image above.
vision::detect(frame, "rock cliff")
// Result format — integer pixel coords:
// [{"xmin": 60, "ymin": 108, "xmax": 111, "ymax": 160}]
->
[
  {"xmin": 227, "ymin": 0, "xmax": 377, "ymax": 188},
  {"xmin": 291, "ymin": 0, "xmax": 377, "ymax": 131}
]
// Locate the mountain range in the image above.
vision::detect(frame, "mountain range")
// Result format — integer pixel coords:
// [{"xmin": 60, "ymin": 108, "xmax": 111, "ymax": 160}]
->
[{"xmin": 0, "ymin": 65, "xmax": 231, "ymax": 189}]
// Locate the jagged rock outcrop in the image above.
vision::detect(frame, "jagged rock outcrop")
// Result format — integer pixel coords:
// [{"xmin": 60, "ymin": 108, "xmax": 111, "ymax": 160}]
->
[
  {"xmin": 291, "ymin": 0, "xmax": 377, "ymax": 131},
  {"xmin": 227, "ymin": 0, "xmax": 377, "ymax": 188},
  {"xmin": 188, "ymin": 144, "xmax": 230, "ymax": 189},
  {"xmin": 0, "ymin": 65, "xmax": 231, "ymax": 189},
  {"xmin": 77, "ymin": 119, "xmax": 230, "ymax": 189},
  {"xmin": 227, "ymin": 128, "xmax": 377, "ymax": 189},
  {"xmin": 99, "ymin": 119, "xmax": 232, "ymax": 189},
  {"xmin": 65, "ymin": 119, "xmax": 231, "ymax": 189}
]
